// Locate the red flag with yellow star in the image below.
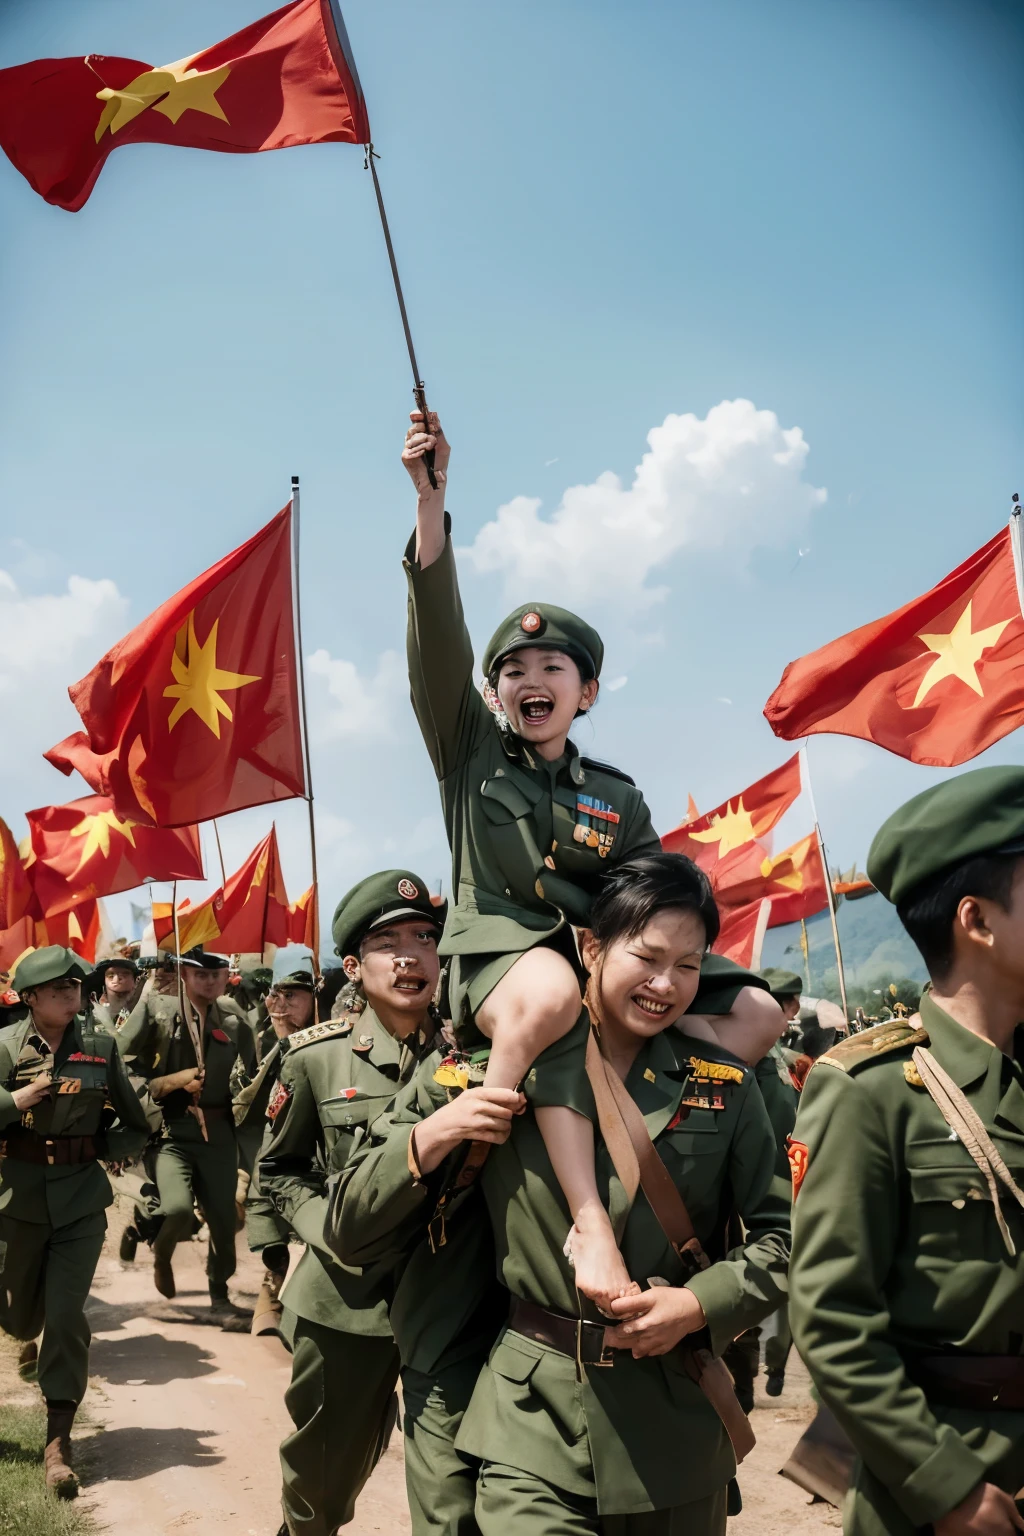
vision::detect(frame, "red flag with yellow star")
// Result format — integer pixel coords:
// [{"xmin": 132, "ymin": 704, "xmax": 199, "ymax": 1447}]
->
[
  {"xmin": 712, "ymin": 898, "xmax": 772, "ymax": 969},
  {"xmin": 763, "ymin": 525, "xmax": 1024, "ymax": 767},
  {"xmin": 661, "ymin": 755, "xmax": 803, "ymax": 888},
  {"xmin": 155, "ymin": 828, "xmax": 289, "ymax": 954},
  {"xmin": 706, "ymin": 829, "xmax": 829, "ymax": 930},
  {"xmin": 287, "ymin": 884, "xmax": 318, "ymax": 950},
  {"xmin": 26, "ymin": 794, "xmax": 203, "ymax": 918},
  {"xmin": 46, "ymin": 508, "xmax": 305, "ymax": 828},
  {"xmin": 0, "ymin": 0, "xmax": 369, "ymax": 212},
  {"xmin": 33, "ymin": 900, "xmax": 102, "ymax": 964},
  {"xmin": 0, "ymin": 816, "xmax": 37, "ymax": 930}
]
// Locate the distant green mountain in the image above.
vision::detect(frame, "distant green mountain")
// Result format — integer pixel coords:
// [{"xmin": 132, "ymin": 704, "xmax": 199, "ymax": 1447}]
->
[{"xmin": 760, "ymin": 890, "xmax": 927, "ymax": 1011}]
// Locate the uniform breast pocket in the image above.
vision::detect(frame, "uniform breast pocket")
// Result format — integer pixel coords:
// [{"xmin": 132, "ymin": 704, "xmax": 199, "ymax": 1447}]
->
[
  {"xmin": 479, "ymin": 774, "xmax": 541, "ymax": 826},
  {"xmin": 906, "ymin": 1158, "xmax": 1010, "ymax": 1262}
]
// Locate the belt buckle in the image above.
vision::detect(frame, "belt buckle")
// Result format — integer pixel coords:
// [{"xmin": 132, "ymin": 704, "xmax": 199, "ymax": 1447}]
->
[{"xmin": 576, "ymin": 1317, "xmax": 614, "ymax": 1370}]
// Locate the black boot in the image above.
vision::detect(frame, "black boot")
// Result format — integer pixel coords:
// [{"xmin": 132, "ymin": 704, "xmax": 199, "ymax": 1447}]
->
[
  {"xmin": 119, "ymin": 1224, "xmax": 139, "ymax": 1262},
  {"xmin": 44, "ymin": 1400, "xmax": 79, "ymax": 1498}
]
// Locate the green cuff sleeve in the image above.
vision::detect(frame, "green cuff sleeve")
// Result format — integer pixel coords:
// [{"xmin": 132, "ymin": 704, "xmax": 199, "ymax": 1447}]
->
[
  {"xmin": 329, "ymin": 1125, "xmax": 430, "ymax": 1267},
  {"xmin": 0, "ymin": 1086, "xmax": 20, "ymax": 1129},
  {"xmin": 898, "ymin": 1426, "xmax": 988, "ymax": 1528},
  {"xmin": 289, "ymin": 1193, "xmax": 334, "ymax": 1262}
]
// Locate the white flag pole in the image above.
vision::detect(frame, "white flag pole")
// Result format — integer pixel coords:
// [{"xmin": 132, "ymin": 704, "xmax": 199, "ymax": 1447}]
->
[{"xmin": 800, "ymin": 744, "xmax": 850, "ymax": 1023}]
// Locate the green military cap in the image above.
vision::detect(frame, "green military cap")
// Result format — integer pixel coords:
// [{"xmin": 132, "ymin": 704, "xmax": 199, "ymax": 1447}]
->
[
  {"xmin": 12, "ymin": 945, "xmax": 90, "ymax": 995},
  {"xmin": 332, "ymin": 870, "xmax": 447, "ymax": 960},
  {"xmin": 270, "ymin": 966, "xmax": 316, "ymax": 993},
  {"xmin": 93, "ymin": 955, "xmax": 139, "ymax": 981},
  {"xmin": 180, "ymin": 947, "xmax": 230, "ymax": 970},
  {"xmin": 759, "ymin": 966, "xmax": 803, "ymax": 1000},
  {"xmin": 867, "ymin": 765, "xmax": 1024, "ymax": 907},
  {"xmin": 483, "ymin": 602, "xmax": 604, "ymax": 683}
]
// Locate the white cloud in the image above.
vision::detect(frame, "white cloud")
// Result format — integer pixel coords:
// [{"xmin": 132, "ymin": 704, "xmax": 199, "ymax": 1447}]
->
[
  {"xmin": 0, "ymin": 572, "xmax": 128, "ymax": 695},
  {"xmin": 306, "ymin": 647, "xmax": 406, "ymax": 744},
  {"xmin": 459, "ymin": 399, "xmax": 827, "ymax": 613}
]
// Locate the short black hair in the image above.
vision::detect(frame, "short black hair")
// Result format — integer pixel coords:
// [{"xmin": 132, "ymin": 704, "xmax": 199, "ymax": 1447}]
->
[
  {"xmin": 589, "ymin": 851, "xmax": 719, "ymax": 950},
  {"xmin": 896, "ymin": 852, "xmax": 1022, "ymax": 982}
]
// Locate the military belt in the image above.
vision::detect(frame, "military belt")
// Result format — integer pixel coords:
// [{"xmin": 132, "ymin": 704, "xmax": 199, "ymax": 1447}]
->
[
  {"xmin": 2, "ymin": 1132, "xmax": 98, "ymax": 1166},
  {"xmin": 166, "ymin": 1104, "xmax": 230, "ymax": 1123},
  {"xmin": 508, "ymin": 1296, "xmax": 615, "ymax": 1369},
  {"xmin": 906, "ymin": 1354, "xmax": 1024, "ymax": 1411}
]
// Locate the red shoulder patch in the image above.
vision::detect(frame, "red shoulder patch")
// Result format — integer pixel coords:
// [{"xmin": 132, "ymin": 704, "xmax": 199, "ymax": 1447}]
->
[
  {"xmin": 787, "ymin": 1137, "xmax": 809, "ymax": 1199},
  {"xmin": 266, "ymin": 1082, "xmax": 292, "ymax": 1122},
  {"xmin": 209, "ymin": 1028, "xmax": 230, "ymax": 1044}
]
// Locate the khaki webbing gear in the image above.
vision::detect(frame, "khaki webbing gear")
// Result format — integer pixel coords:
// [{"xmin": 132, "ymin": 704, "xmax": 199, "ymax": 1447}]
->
[
  {"xmin": 912, "ymin": 1045, "xmax": 1024, "ymax": 1256},
  {"xmin": 582, "ymin": 1011, "xmax": 755, "ymax": 1463}
]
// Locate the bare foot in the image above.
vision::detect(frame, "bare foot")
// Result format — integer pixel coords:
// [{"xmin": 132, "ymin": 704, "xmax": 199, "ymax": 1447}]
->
[{"xmin": 564, "ymin": 1220, "xmax": 635, "ymax": 1314}]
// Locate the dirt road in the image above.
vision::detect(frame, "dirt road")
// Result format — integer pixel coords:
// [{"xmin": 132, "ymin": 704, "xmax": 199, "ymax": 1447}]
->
[{"xmin": 71, "ymin": 1201, "xmax": 836, "ymax": 1535}]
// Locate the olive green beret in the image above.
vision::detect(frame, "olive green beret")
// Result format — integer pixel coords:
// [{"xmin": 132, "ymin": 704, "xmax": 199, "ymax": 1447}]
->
[
  {"xmin": 687, "ymin": 953, "xmax": 770, "ymax": 1016},
  {"xmin": 483, "ymin": 603, "xmax": 604, "ymax": 682},
  {"xmin": 759, "ymin": 967, "xmax": 803, "ymax": 1000},
  {"xmin": 271, "ymin": 968, "xmax": 316, "ymax": 993},
  {"xmin": 333, "ymin": 870, "xmax": 447, "ymax": 960},
  {"xmin": 12, "ymin": 945, "xmax": 90, "ymax": 995},
  {"xmin": 867, "ymin": 766, "xmax": 1024, "ymax": 907}
]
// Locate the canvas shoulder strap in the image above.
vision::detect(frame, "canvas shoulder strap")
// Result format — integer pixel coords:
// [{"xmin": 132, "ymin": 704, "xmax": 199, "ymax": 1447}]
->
[{"xmin": 583, "ymin": 1022, "xmax": 755, "ymax": 1464}]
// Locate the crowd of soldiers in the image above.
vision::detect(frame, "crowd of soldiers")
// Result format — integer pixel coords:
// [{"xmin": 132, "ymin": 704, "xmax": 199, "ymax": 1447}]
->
[{"xmin": 1, "ymin": 411, "xmax": 1023, "ymax": 1536}]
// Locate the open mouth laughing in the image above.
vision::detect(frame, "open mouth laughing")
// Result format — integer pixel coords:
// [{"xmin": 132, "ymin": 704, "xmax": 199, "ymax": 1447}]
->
[
  {"xmin": 632, "ymin": 993, "xmax": 671, "ymax": 1019},
  {"xmin": 519, "ymin": 694, "xmax": 555, "ymax": 726}
]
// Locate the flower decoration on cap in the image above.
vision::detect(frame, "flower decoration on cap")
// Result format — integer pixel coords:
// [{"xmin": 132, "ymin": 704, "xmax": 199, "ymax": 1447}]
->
[
  {"xmin": 520, "ymin": 611, "xmax": 544, "ymax": 635},
  {"xmin": 397, "ymin": 878, "xmax": 419, "ymax": 900}
]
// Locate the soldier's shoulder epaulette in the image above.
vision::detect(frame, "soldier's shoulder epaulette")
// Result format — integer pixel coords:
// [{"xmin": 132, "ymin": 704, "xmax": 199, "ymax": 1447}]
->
[
  {"xmin": 816, "ymin": 1020, "xmax": 930, "ymax": 1075},
  {"xmin": 287, "ymin": 1019, "xmax": 352, "ymax": 1052},
  {"xmin": 579, "ymin": 757, "xmax": 637, "ymax": 788}
]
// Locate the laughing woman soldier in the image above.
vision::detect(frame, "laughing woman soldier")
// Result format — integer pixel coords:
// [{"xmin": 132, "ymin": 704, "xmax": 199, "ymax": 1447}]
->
[{"xmin": 332, "ymin": 853, "xmax": 791, "ymax": 1534}]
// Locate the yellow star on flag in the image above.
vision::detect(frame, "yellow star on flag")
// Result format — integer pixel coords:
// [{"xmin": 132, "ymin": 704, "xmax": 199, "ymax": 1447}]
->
[
  {"xmin": 94, "ymin": 55, "xmax": 231, "ymax": 142},
  {"xmin": 69, "ymin": 809, "xmax": 137, "ymax": 874},
  {"xmin": 912, "ymin": 600, "xmax": 1012, "ymax": 709},
  {"xmin": 761, "ymin": 834, "xmax": 814, "ymax": 892},
  {"xmin": 688, "ymin": 797, "xmax": 758, "ymax": 858},
  {"xmin": 164, "ymin": 612, "xmax": 261, "ymax": 737}
]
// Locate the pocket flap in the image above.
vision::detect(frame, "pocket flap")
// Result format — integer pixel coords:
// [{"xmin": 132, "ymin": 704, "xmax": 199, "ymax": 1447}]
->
[
  {"xmin": 490, "ymin": 1333, "xmax": 544, "ymax": 1382},
  {"xmin": 908, "ymin": 1164, "xmax": 991, "ymax": 1204},
  {"xmin": 480, "ymin": 773, "xmax": 541, "ymax": 824},
  {"xmin": 318, "ymin": 1094, "xmax": 390, "ymax": 1129}
]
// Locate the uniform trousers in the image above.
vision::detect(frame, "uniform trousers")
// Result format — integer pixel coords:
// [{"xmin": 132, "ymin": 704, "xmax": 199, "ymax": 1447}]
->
[
  {"xmin": 475, "ymin": 1464, "xmax": 728, "ymax": 1535},
  {"xmin": 762, "ymin": 1304, "xmax": 793, "ymax": 1376},
  {"xmin": 402, "ymin": 1358, "xmax": 482, "ymax": 1536},
  {"xmin": 152, "ymin": 1132, "xmax": 238, "ymax": 1291},
  {"xmin": 0, "ymin": 1209, "xmax": 107, "ymax": 1403},
  {"xmin": 279, "ymin": 1308, "xmax": 399, "ymax": 1535}
]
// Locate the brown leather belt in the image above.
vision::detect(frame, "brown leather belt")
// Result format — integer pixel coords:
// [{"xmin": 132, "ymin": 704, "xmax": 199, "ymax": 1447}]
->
[
  {"xmin": 2, "ymin": 1134, "xmax": 98, "ymax": 1166},
  {"xmin": 509, "ymin": 1296, "xmax": 616, "ymax": 1369},
  {"xmin": 906, "ymin": 1355, "xmax": 1024, "ymax": 1411}
]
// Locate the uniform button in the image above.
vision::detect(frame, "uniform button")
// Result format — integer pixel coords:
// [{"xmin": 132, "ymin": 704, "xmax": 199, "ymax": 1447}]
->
[
  {"xmin": 952, "ymin": 1198, "xmax": 966, "ymax": 1209},
  {"xmin": 505, "ymin": 888, "xmax": 511, "ymax": 897}
]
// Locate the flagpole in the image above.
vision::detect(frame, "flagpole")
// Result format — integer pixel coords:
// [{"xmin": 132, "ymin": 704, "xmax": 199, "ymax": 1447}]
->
[
  {"xmin": 364, "ymin": 146, "xmax": 438, "ymax": 490},
  {"xmin": 212, "ymin": 819, "xmax": 228, "ymax": 888},
  {"xmin": 290, "ymin": 476, "xmax": 321, "ymax": 978},
  {"xmin": 1009, "ymin": 493, "xmax": 1024, "ymax": 616},
  {"xmin": 799, "ymin": 745, "xmax": 850, "ymax": 1023},
  {"xmin": 171, "ymin": 879, "xmax": 207, "ymax": 1141}
]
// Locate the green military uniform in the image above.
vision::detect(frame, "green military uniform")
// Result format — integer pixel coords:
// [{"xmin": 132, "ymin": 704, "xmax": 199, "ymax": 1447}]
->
[
  {"xmin": 117, "ymin": 964, "xmax": 256, "ymax": 1301},
  {"xmin": 328, "ymin": 1046, "xmax": 509, "ymax": 1536},
  {"xmin": 260, "ymin": 872, "xmax": 445, "ymax": 1536},
  {"xmin": 790, "ymin": 766, "xmax": 1024, "ymax": 1534},
  {"xmin": 332, "ymin": 961, "xmax": 789, "ymax": 1535},
  {"xmin": 0, "ymin": 948, "xmax": 150, "ymax": 1406},
  {"xmin": 404, "ymin": 523, "xmax": 660, "ymax": 1029},
  {"xmin": 88, "ymin": 957, "xmax": 140, "ymax": 1034}
]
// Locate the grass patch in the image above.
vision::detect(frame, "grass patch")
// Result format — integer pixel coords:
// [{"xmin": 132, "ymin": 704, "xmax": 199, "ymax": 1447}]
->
[{"xmin": 0, "ymin": 1338, "xmax": 97, "ymax": 1536}]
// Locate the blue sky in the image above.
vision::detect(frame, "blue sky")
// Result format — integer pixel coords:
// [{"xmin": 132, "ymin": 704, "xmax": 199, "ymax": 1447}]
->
[{"xmin": 1, "ymin": 0, "xmax": 1021, "ymax": 948}]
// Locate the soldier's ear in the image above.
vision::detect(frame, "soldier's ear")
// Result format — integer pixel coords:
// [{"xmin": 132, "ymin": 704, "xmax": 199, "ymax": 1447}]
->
[
  {"xmin": 341, "ymin": 955, "xmax": 362, "ymax": 985},
  {"xmin": 579, "ymin": 929, "xmax": 599, "ymax": 975}
]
